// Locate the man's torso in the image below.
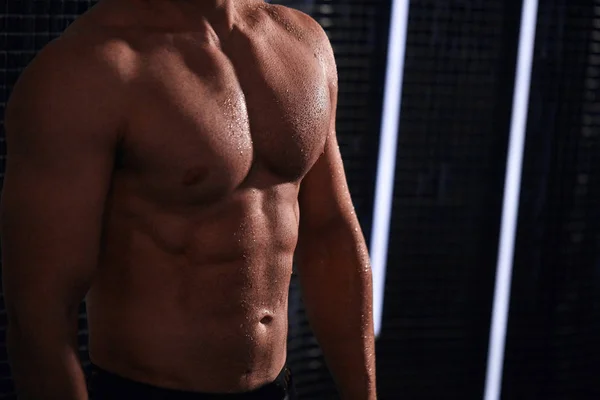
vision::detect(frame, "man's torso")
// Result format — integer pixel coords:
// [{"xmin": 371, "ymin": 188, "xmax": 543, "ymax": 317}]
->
[{"xmin": 63, "ymin": 0, "xmax": 333, "ymax": 392}]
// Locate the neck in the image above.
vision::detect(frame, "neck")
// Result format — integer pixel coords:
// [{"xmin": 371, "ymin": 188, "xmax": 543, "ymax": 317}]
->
[
  {"xmin": 166, "ymin": 0, "xmax": 249, "ymax": 13},
  {"xmin": 128, "ymin": 0, "xmax": 240, "ymax": 12},
  {"xmin": 120, "ymin": 0, "xmax": 264, "ymax": 35},
  {"xmin": 131, "ymin": 0, "xmax": 247, "ymax": 25}
]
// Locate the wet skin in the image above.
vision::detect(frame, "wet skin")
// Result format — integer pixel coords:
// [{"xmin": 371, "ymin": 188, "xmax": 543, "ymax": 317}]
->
[
  {"xmin": 2, "ymin": 0, "xmax": 375, "ymax": 397},
  {"xmin": 86, "ymin": 1, "xmax": 331, "ymax": 391}
]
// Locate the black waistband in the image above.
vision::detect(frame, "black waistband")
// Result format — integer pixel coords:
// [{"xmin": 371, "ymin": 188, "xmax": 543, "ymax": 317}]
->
[{"xmin": 88, "ymin": 363, "xmax": 294, "ymax": 400}]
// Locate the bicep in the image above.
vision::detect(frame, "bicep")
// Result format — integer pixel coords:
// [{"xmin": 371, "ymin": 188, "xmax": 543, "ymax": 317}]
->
[
  {"xmin": 1, "ymin": 141, "xmax": 114, "ymax": 317},
  {"xmin": 297, "ymin": 24, "xmax": 356, "ymax": 233},
  {"xmin": 1, "ymin": 44, "xmax": 122, "ymax": 321},
  {"xmin": 298, "ymin": 132, "xmax": 356, "ymax": 234}
]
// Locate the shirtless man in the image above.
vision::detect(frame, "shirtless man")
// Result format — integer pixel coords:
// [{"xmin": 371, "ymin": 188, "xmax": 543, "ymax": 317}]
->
[{"xmin": 1, "ymin": 1, "xmax": 376, "ymax": 399}]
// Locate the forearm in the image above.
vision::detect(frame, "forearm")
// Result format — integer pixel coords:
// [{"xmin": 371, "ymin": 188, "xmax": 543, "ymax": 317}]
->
[
  {"xmin": 297, "ymin": 221, "xmax": 376, "ymax": 400},
  {"xmin": 7, "ymin": 316, "xmax": 88, "ymax": 400}
]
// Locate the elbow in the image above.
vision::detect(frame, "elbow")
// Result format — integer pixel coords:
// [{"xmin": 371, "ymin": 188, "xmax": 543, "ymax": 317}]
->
[
  {"xmin": 5, "ymin": 307, "xmax": 79, "ymax": 368},
  {"xmin": 6, "ymin": 322, "xmax": 23, "ymax": 357},
  {"xmin": 5, "ymin": 302, "xmax": 25, "ymax": 333},
  {"xmin": 5, "ymin": 319, "xmax": 31, "ymax": 370},
  {"xmin": 5, "ymin": 299, "xmax": 78, "ymax": 339}
]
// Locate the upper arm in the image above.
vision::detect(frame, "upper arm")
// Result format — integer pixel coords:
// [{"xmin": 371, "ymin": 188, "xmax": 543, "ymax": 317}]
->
[
  {"xmin": 1, "ymin": 38, "xmax": 126, "ymax": 322},
  {"xmin": 297, "ymin": 19, "xmax": 355, "ymax": 235}
]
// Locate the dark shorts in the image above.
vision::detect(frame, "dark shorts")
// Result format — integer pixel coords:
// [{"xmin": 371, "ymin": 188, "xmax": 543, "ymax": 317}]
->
[{"xmin": 88, "ymin": 363, "xmax": 297, "ymax": 400}]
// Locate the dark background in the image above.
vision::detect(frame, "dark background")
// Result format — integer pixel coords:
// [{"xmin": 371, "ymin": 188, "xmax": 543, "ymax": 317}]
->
[{"xmin": 1, "ymin": 1, "xmax": 599, "ymax": 399}]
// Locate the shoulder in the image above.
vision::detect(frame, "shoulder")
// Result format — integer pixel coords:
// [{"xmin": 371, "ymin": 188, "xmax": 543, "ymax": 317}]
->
[
  {"xmin": 6, "ymin": 25, "xmax": 134, "ymax": 121},
  {"xmin": 267, "ymin": 5, "xmax": 325, "ymax": 35},
  {"xmin": 11, "ymin": 1, "xmax": 138, "ymax": 104},
  {"xmin": 5, "ymin": 29, "xmax": 134, "ymax": 144},
  {"xmin": 259, "ymin": 4, "xmax": 332, "ymax": 50},
  {"xmin": 251, "ymin": 4, "xmax": 337, "ymax": 79}
]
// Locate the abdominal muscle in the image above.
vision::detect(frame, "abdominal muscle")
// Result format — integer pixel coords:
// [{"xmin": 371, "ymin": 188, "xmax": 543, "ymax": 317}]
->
[{"xmin": 86, "ymin": 185, "xmax": 299, "ymax": 393}]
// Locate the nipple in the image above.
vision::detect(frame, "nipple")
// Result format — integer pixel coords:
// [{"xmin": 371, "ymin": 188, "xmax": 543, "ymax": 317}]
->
[{"xmin": 182, "ymin": 166, "xmax": 210, "ymax": 186}]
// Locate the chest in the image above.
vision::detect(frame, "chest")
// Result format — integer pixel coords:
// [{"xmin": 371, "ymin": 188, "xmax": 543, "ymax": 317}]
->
[{"xmin": 122, "ymin": 41, "xmax": 331, "ymax": 204}]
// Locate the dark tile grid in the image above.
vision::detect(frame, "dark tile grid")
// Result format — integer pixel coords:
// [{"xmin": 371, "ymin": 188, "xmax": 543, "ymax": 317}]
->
[
  {"xmin": 376, "ymin": 1, "xmax": 522, "ymax": 398},
  {"xmin": 504, "ymin": 1, "xmax": 600, "ymax": 399}
]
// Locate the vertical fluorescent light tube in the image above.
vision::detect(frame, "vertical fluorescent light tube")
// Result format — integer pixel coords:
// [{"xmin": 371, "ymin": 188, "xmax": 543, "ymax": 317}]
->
[
  {"xmin": 370, "ymin": 0, "xmax": 410, "ymax": 337},
  {"xmin": 484, "ymin": 1, "xmax": 538, "ymax": 400}
]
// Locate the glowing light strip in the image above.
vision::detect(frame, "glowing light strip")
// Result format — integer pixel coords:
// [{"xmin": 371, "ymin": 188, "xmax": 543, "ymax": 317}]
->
[
  {"xmin": 370, "ymin": 0, "xmax": 410, "ymax": 337},
  {"xmin": 484, "ymin": 1, "xmax": 538, "ymax": 399}
]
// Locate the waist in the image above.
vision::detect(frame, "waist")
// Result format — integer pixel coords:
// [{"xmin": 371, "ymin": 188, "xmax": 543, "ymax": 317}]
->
[
  {"xmin": 88, "ymin": 362, "xmax": 295, "ymax": 400},
  {"xmin": 87, "ymin": 315, "xmax": 289, "ymax": 392}
]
